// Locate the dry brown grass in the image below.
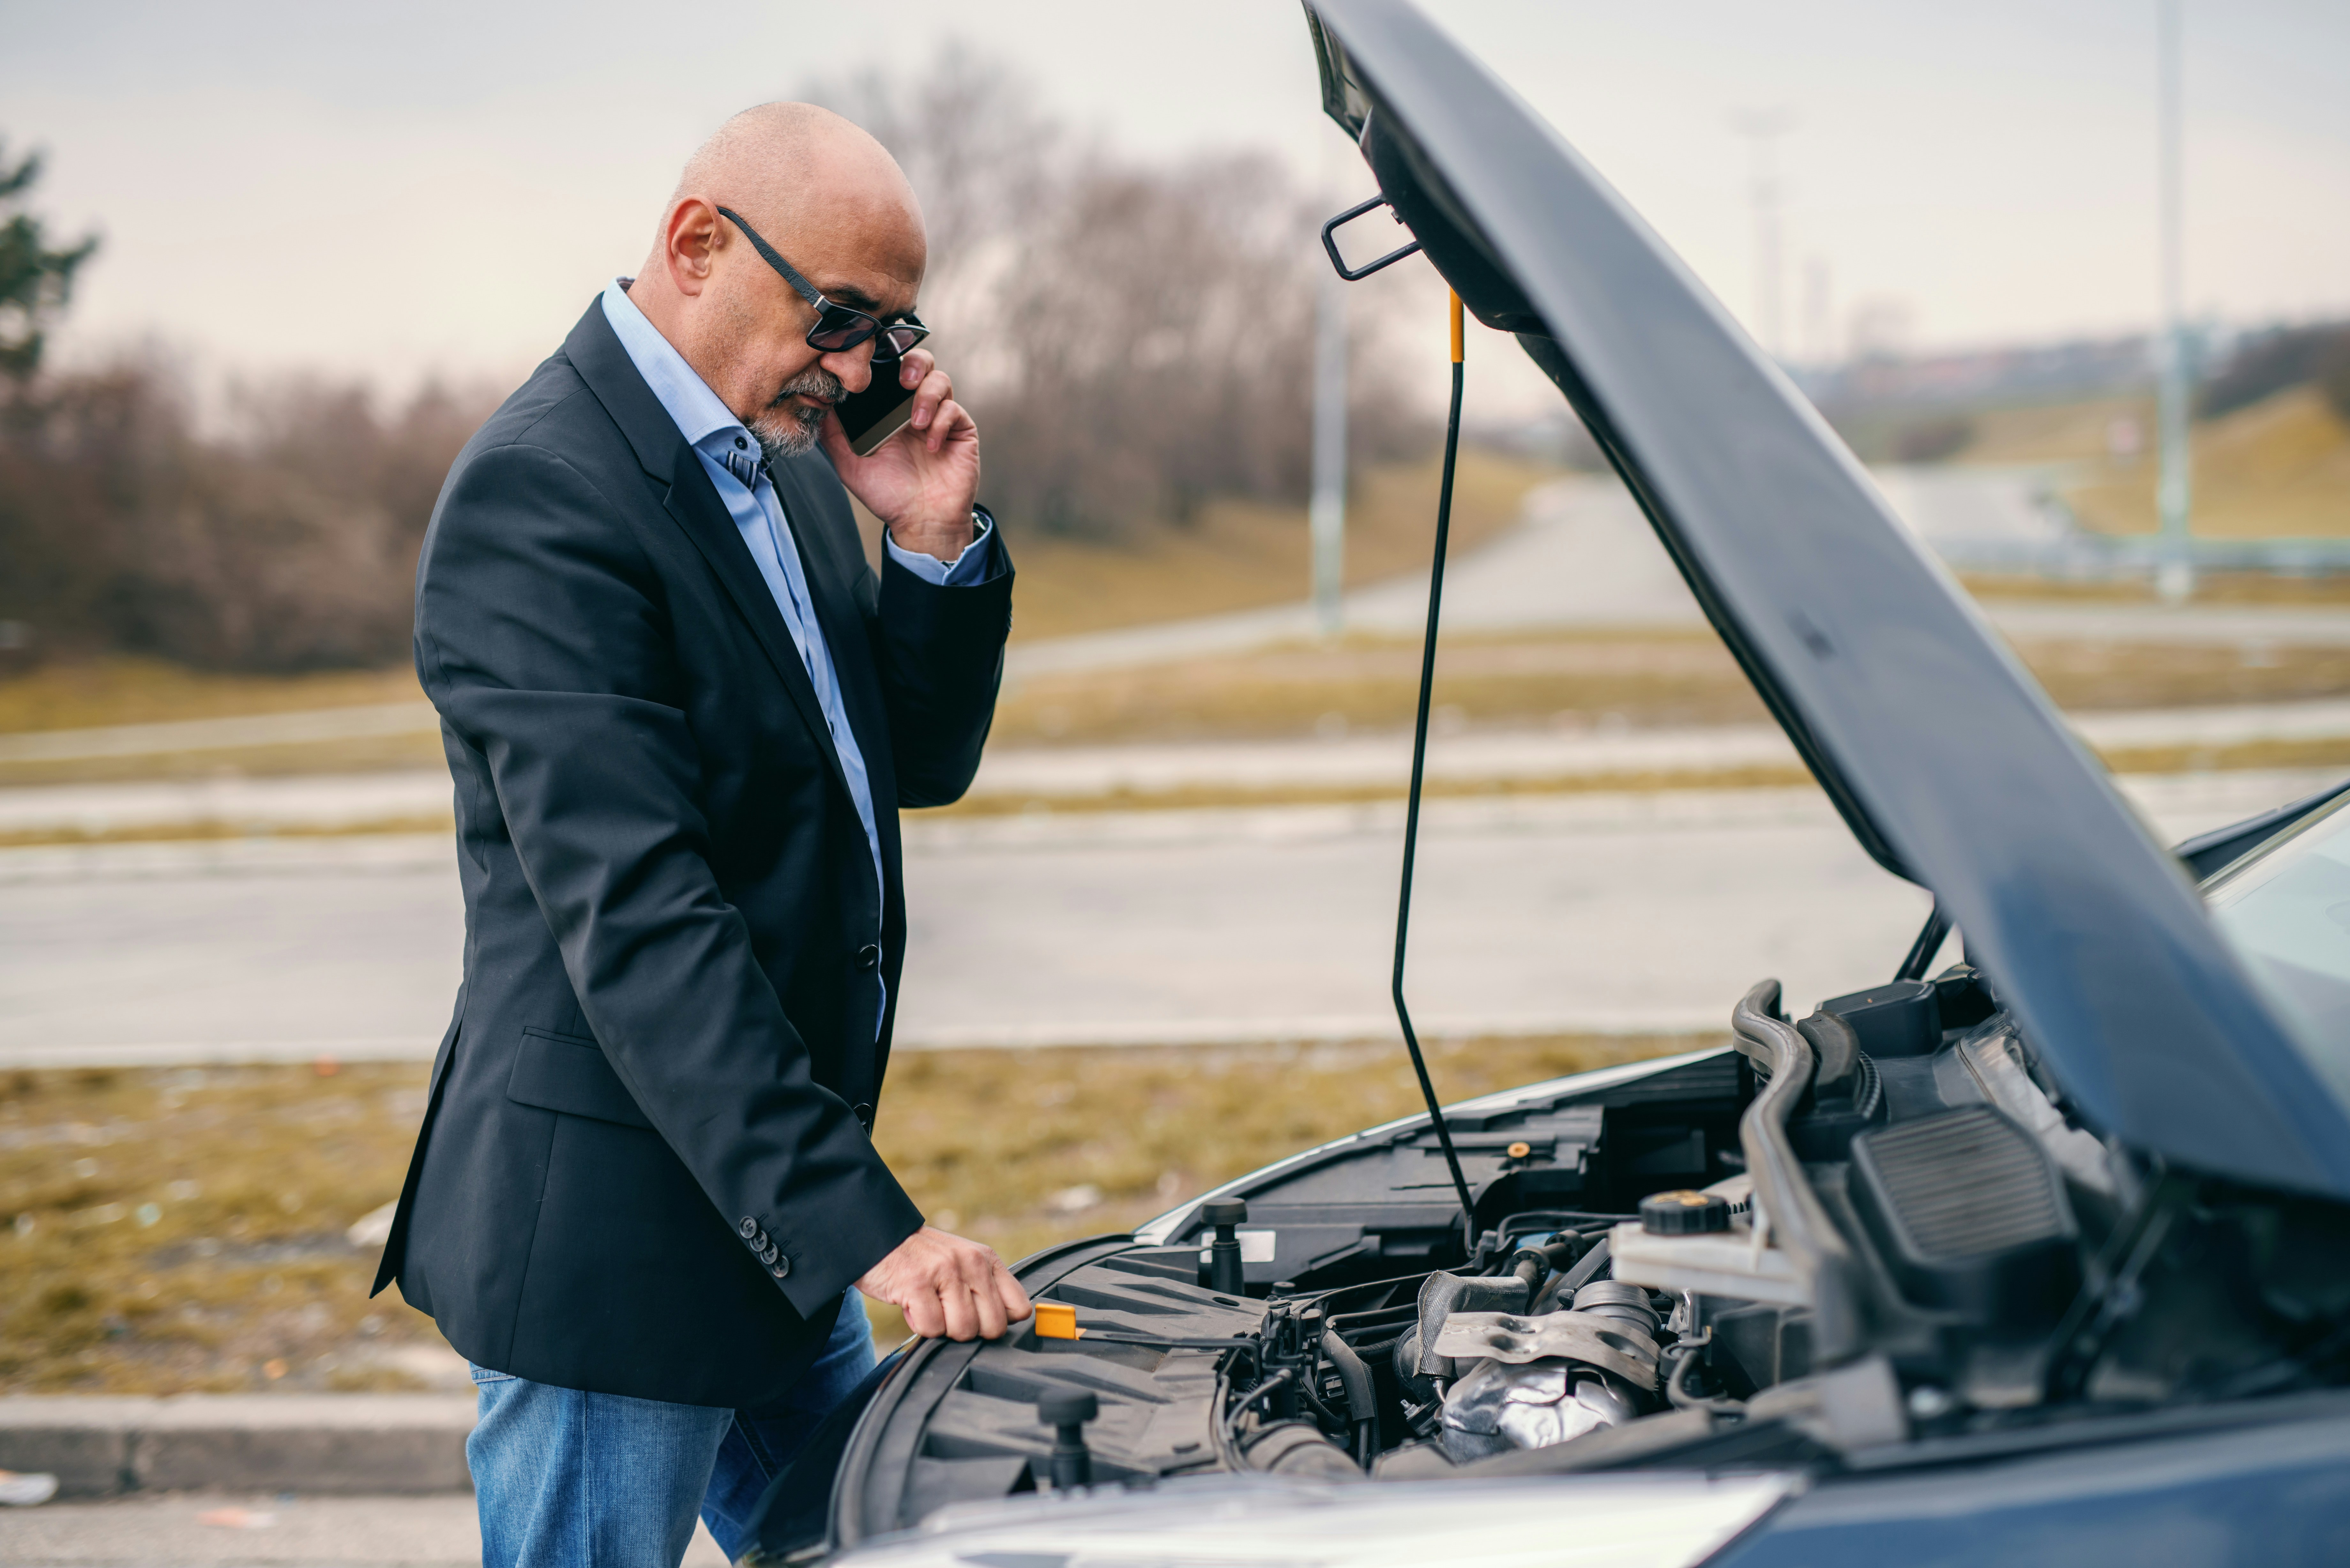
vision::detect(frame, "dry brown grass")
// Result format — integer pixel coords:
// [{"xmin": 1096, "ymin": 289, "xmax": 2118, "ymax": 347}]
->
[
  {"xmin": 0, "ymin": 1063, "xmax": 444, "ymax": 1395},
  {"xmin": 0, "ymin": 817, "xmax": 456, "ymax": 851},
  {"xmin": 913, "ymin": 743, "xmax": 2350, "ymax": 822},
  {"xmin": 0, "ymin": 632, "xmax": 2344, "ymax": 835},
  {"xmin": 0, "ymin": 1035, "xmax": 1704, "ymax": 1391},
  {"xmin": 0, "ymin": 735, "xmax": 446, "ymax": 792},
  {"xmin": 2063, "ymin": 388, "xmax": 2350, "ymax": 539},
  {"xmin": 993, "ymin": 628, "xmax": 1759, "ymax": 746},
  {"xmin": 0, "ymin": 660, "xmax": 422, "ymax": 736},
  {"xmin": 2020, "ymin": 639, "xmax": 2350, "ymax": 710},
  {"xmin": 2097, "ymin": 736, "xmax": 2350, "ymax": 777},
  {"xmin": 1950, "ymin": 394, "xmax": 2153, "ymax": 468},
  {"xmin": 914, "ymin": 769, "xmax": 1818, "ymax": 821},
  {"xmin": 987, "ymin": 633, "xmax": 2350, "ymax": 753},
  {"xmin": 1963, "ymin": 573, "xmax": 2350, "ymax": 606},
  {"xmin": 994, "ymin": 449, "xmax": 1558, "ymax": 642},
  {"xmin": 1927, "ymin": 384, "xmax": 2350, "ymax": 541}
]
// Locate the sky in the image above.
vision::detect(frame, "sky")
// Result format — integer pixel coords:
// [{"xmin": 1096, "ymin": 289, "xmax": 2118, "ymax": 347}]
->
[{"xmin": 7, "ymin": 0, "xmax": 2348, "ymax": 401}]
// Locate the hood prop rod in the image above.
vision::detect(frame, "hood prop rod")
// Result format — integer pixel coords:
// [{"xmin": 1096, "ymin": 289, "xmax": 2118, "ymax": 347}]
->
[
  {"xmin": 1895, "ymin": 901, "xmax": 1952, "ymax": 982},
  {"xmin": 1391, "ymin": 290, "xmax": 1479, "ymax": 1259}
]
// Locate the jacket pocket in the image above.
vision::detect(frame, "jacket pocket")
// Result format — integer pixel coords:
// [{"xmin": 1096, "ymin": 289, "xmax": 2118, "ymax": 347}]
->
[{"xmin": 505, "ymin": 1027, "xmax": 654, "ymax": 1129}]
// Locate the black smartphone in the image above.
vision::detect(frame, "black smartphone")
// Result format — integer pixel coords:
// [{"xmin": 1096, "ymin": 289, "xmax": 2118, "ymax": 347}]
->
[{"xmin": 836, "ymin": 361, "xmax": 919, "ymax": 457}]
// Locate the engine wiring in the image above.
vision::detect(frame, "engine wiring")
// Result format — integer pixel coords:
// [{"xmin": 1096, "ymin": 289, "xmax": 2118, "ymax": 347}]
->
[{"xmin": 1661, "ymin": 1328, "xmax": 1744, "ymax": 1418}]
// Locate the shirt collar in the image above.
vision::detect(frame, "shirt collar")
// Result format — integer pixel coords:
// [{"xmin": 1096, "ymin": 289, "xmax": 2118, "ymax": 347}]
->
[{"xmin": 599, "ymin": 277, "xmax": 753, "ymax": 454}]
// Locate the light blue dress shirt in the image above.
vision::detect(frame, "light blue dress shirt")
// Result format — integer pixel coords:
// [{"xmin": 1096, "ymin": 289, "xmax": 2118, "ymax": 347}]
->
[{"xmin": 599, "ymin": 278, "xmax": 996, "ymax": 1035}]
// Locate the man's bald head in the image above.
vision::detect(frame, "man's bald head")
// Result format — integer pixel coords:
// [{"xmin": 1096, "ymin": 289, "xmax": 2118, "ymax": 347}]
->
[
  {"xmin": 630, "ymin": 102, "xmax": 929, "ymax": 462},
  {"xmin": 664, "ymin": 103, "xmax": 924, "ymax": 261}
]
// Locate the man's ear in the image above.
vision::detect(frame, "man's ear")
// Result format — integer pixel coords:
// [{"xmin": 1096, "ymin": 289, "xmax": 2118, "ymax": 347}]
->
[{"xmin": 664, "ymin": 198, "xmax": 722, "ymax": 297}]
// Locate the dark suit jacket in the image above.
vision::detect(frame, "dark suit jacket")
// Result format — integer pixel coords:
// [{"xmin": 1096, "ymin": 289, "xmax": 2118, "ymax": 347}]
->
[{"xmin": 372, "ymin": 300, "xmax": 1011, "ymax": 1408}]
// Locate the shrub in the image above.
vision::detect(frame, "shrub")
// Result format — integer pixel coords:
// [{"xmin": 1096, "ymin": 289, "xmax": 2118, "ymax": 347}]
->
[
  {"xmin": 2197, "ymin": 322, "xmax": 2350, "ymax": 422},
  {"xmin": 0, "ymin": 361, "xmax": 493, "ymax": 670}
]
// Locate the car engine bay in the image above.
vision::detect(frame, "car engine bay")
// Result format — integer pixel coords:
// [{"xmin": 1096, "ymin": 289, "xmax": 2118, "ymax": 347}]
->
[
  {"xmin": 745, "ymin": 8, "xmax": 2350, "ymax": 1556},
  {"xmin": 818, "ymin": 962, "xmax": 2350, "ymax": 1550}
]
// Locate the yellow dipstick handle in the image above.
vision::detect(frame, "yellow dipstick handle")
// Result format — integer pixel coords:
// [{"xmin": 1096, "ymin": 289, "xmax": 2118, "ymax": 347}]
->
[
  {"xmin": 1450, "ymin": 290, "xmax": 1464, "ymax": 364},
  {"xmin": 1033, "ymin": 1301, "xmax": 1082, "ymax": 1339}
]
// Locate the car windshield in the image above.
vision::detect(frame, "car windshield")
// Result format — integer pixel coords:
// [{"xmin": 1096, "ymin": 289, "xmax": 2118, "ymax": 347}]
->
[{"xmin": 2203, "ymin": 792, "xmax": 2350, "ymax": 1105}]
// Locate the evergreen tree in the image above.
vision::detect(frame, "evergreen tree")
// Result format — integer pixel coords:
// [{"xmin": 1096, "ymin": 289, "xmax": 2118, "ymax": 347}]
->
[{"xmin": 0, "ymin": 141, "xmax": 99, "ymax": 379}]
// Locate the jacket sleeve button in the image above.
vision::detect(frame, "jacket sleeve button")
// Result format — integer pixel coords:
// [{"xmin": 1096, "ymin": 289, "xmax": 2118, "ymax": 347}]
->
[
  {"xmin": 738, "ymin": 1217, "xmax": 758, "ymax": 1239},
  {"xmin": 855, "ymin": 943, "xmax": 882, "ymax": 971},
  {"xmin": 759, "ymin": 1241, "xmax": 779, "ymax": 1264},
  {"xmin": 771, "ymin": 1257, "xmax": 791, "ymax": 1279},
  {"xmin": 852, "ymin": 1103, "xmax": 874, "ymax": 1131}
]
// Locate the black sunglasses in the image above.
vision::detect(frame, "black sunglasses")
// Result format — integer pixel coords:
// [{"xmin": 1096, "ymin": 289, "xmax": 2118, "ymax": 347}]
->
[{"xmin": 716, "ymin": 206, "xmax": 929, "ymax": 360}]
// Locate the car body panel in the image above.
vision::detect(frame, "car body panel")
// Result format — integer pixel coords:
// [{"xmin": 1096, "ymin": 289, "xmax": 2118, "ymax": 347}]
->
[
  {"xmin": 1306, "ymin": 0, "xmax": 2350, "ymax": 1200},
  {"xmin": 1711, "ymin": 1395, "xmax": 2350, "ymax": 1567},
  {"xmin": 830, "ymin": 1472, "xmax": 1799, "ymax": 1568}
]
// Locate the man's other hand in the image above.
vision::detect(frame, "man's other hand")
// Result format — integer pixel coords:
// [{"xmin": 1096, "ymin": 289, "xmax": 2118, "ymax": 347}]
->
[{"xmin": 856, "ymin": 1225, "xmax": 1032, "ymax": 1341}]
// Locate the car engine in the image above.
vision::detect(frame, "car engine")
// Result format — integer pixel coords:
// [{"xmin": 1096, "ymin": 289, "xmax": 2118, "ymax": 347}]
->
[{"xmin": 807, "ymin": 964, "xmax": 2350, "ymax": 1555}]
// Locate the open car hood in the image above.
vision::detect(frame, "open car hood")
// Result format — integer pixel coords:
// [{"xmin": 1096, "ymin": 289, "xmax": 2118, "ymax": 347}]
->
[{"xmin": 1306, "ymin": 0, "xmax": 2350, "ymax": 1199}]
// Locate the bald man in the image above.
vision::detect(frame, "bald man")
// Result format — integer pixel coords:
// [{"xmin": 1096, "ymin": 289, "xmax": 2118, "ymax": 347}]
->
[{"xmin": 371, "ymin": 104, "xmax": 1030, "ymax": 1566}]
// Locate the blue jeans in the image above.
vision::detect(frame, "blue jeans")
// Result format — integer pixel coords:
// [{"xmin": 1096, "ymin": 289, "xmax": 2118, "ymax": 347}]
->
[{"xmin": 467, "ymin": 1290, "xmax": 878, "ymax": 1568}]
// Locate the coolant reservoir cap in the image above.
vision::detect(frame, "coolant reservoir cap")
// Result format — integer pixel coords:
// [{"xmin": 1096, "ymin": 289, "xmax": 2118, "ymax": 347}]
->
[{"xmin": 1640, "ymin": 1189, "xmax": 1730, "ymax": 1235}]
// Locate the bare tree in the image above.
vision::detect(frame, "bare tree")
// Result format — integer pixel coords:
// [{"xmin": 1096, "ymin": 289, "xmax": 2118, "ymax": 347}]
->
[
  {"xmin": 0, "ymin": 358, "xmax": 495, "ymax": 669},
  {"xmin": 0, "ymin": 61, "xmax": 1436, "ymax": 673},
  {"xmin": 805, "ymin": 46, "xmax": 1427, "ymax": 541}
]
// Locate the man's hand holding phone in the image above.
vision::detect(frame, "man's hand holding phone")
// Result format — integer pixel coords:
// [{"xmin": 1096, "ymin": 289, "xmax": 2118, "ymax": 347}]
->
[
  {"xmin": 820, "ymin": 348, "xmax": 981, "ymax": 564},
  {"xmin": 855, "ymin": 1225, "xmax": 1032, "ymax": 1342}
]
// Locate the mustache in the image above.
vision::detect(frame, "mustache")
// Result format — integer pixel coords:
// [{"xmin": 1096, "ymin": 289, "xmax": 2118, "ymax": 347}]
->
[{"xmin": 771, "ymin": 367, "xmax": 844, "ymax": 409}]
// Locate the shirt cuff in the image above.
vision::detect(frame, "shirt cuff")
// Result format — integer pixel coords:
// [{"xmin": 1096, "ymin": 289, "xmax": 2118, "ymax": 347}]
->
[{"xmin": 884, "ymin": 512, "xmax": 997, "ymax": 587}]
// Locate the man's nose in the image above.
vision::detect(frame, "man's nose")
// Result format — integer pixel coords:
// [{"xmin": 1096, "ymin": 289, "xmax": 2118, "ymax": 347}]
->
[{"xmin": 824, "ymin": 343, "xmax": 876, "ymax": 396}]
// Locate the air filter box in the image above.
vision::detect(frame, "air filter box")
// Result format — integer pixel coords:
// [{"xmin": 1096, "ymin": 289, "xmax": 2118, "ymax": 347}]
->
[
  {"xmin": 1849, "ymin": 1106, "xmax": 2080, "ymax": 1326},
  {"xmin": 1817, "ymin": 979, "xmax": 1941, "ymax": 1058}
]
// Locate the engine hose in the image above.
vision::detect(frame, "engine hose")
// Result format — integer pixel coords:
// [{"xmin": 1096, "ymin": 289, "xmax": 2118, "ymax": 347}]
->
[
  {"xmin": 1663, "ymin": 1329, "xmax": 1743, "ymax": 1417},
  {"xmin": 1326, "ymin": 1305, "xmax": 1420, "ymax": 1332},
  {"xmin": 1532, "ymin": 1236, "xmax": 1613, "ymax": 1313},
  {"xmin": 1734, "ymin": 979, "xmax": 1867, "ymax": 1364},
  {"xmin": 1320, "ymin": 1328, "xmax": 1378, "ymax": 1460},
  {"xmin": 1224, "ymin": 1367, "xmax": 1298, "ymax": 1445}
]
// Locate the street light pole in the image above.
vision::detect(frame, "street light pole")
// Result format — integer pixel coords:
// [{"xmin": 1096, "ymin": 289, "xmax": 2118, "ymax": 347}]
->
[
  {"xmin": 1732, "ymin": 109, "xmax": 1796, "ymax": 360},
  {"xmin": 1310, "ymin": 193, "xmax": 1349, "ymax": 639},
  {"xmin": 2155, "ymin": 0, "xmax": 2194, "ymax": 604}
]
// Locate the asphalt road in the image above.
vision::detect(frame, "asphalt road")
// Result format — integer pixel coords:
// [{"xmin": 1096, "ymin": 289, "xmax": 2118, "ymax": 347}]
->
[
  {"xmin": 0, "ymin": 1491, "xmax": 726, "ymax": 1567},
  {"xmin": 0, "ymin": 769, "xmax": 2326, "ymax": 1067},
  {"xmin": 1008, "ymin": 473, "xmax": 2350, "ymax": 677}
]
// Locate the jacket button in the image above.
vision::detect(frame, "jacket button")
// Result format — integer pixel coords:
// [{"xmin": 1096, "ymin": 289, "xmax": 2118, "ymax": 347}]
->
[
  {"xmin": 759, "ymin": 1241, "xmax": 779, "ymax": 1265},
  {"xmin": 771, "ymin": 1257, "xmax": 791, "ymax": 1279},
  {"xmin": 738, "ymin": 1217, "xmax": 757, "ymax": 1240},
  {"xmin": 855, "ymin": 943, "xmax": 882, "ymax": 971}
]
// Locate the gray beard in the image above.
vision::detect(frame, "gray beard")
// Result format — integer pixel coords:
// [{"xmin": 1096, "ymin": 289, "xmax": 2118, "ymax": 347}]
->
[{"xmin": 752, "ymin": 366, "xmax": 844, "ymax": 466}]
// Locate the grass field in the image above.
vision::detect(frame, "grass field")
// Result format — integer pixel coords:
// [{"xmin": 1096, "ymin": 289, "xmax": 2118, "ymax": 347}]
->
[
  {"xmin": 0, "ymin": 1035, "xmax": 1702, "ymax": 1392},
  {"xmin": 850, "ymin": 446, "xmax": 1554, "ymax": 643},
  {"xmin": 2062, "ymin": 388, "xmax": 2350, "ymax": 540},
  {"xmin": 1929, "ymin": 382, "xmax": 2350, "ymax": 541},
  {"xmin": 0, "ymin": 661, "xmax": 422, "ymax": 737},
  {"xmin": 2, "ymin": 632, "xmax": 2346, "ymax": 814},
  {"xmin": 986, "ymin": 633, "xmax": 2350, "ymax": 750},
  {"xmin": 0, "ymin": 446, "xmax": 1552, "ymax": 753},
  {"xmin": 1963, "ymin": 573, "xmax": 2350, "ymax": 606}
]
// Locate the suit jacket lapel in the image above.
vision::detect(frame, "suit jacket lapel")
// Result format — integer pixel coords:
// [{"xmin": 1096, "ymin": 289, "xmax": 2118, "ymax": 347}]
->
[{"xmin": 560, "ymin": 302, "xmax": 858, "ymax": 810}]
